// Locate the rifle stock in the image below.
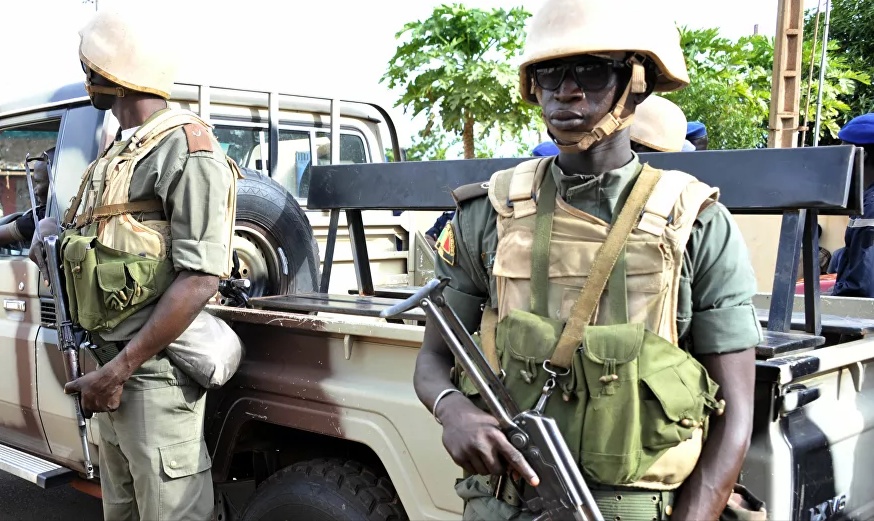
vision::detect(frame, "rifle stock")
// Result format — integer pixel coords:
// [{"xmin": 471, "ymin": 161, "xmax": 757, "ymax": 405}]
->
[{"xmin": 382, "ymin": 279, "xmax": 603, "ymax": 521}]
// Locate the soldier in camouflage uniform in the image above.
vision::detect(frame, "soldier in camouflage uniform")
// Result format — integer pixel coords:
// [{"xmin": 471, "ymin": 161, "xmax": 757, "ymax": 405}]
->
[
  {"xmin": 31, "ymin": 8, "xmax": 242, "ymax": 521},
  {"xmin": 414, "ymin": 0, "xmax": 766, "ymax": 519}
]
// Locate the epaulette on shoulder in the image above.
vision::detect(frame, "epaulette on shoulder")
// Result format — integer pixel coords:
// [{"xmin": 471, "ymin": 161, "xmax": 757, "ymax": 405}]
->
[
  {"xmin": 182, "ymin": 123, "xmax": 213, "ymax": 153},
  {"xmin": 451, "ymin": 181, "xmax": 490, "ymax": 206}
]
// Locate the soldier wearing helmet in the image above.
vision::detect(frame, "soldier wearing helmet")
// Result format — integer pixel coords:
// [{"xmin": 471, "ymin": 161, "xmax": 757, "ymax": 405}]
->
[
  {"xmin": 630, "ymin": 95, "xmax": 689, "ymax": 153},
  {"xmin": 414, "ymin": 1, "xmax": 764, "ymax": 520},
  {"xmin": 31, "ymin": 8, "xmax": 244, "ymax": 521}
]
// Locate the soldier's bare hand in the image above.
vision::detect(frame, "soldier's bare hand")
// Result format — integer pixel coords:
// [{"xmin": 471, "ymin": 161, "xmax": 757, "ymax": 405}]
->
[
  {"xmin": 28, "ymin": 217, "xmax": 60, "ymax": 286},
  {"xmin": 437, "ymin": 393, "xmax": 539, "ymax": 486},
  {"xmin": 64, "ymin": 364, "xmax": 126, "ymax": 417}
]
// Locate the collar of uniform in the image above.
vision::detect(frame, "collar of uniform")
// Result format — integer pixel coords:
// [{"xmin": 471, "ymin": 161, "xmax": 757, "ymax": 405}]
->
[
  {"xmin": 119, "ymin": 126, "xmax": 141, "ymax": 142},
  {"xmin": 550, "ymin": 153, "xmax": 643, "ymax": 222},
  {"xmin": 117, "ymin": 107, "xmax": 173, "ymax": 143}
]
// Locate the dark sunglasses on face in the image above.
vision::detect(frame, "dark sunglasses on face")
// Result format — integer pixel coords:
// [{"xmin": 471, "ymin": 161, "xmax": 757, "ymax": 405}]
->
[{"xmin": 531, "ymin": 57, "xmax": 627, "ymax": 92}]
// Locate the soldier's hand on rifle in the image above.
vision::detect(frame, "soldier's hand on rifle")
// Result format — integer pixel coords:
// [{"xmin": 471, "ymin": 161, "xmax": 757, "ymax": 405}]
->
[
  {"xmin": 437, "ymin": 392, "xmax": 540, "ymax": 486},
  {"xmin": 64, "ymin": 362, "xmax": 126, "ymax": 417},
  {"xmin": 28, "ymin": 217, "xmax": 61, "ymax": 287}
]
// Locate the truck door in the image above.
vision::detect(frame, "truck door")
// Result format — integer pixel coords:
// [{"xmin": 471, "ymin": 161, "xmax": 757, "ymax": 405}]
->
[
  {"xmin": 0, "ymin": 116, "xmax": 61, "ymax": 455},
  {"xmin": 31, "ymin": 105, "xmax": 104, "ymax": 472}
]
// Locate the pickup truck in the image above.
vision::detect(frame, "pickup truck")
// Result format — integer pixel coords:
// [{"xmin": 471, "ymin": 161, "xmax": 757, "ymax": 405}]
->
[{"xmin": 1, "ymin": 82, "xmax": 873, "ymax": 521}]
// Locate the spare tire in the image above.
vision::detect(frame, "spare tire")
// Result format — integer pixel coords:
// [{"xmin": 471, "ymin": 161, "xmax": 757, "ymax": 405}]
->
[{"xmin": 232, "ymin": 168, "xmax": 320, "ymax": 299}]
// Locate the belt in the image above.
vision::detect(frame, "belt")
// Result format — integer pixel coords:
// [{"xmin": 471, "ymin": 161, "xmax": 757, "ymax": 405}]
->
[
  {"xmin": 590, "ymin": 486, "xmax": 674, "ymax": 521},
  {"xmin": 86, "ymin": 334, "xmax": 127, "ymax": 366},
  {"xmin": 482, "ymin": 475, "xmax": 674, "ymax": 521}
]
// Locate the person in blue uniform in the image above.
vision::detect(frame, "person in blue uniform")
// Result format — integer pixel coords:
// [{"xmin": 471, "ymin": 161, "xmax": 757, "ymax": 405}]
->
[
  {"xmin": 686, "ymin": 121, "xmax": 708, "ymax": 150},
  {"xmin": 833, "ymin": 113, "xmax": 874, "ymax": 297}
]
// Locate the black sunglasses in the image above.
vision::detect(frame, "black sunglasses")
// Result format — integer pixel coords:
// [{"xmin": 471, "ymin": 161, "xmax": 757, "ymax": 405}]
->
[{"xmin": 531, "ymin": 57, "xmax": 627, "ymax": 92}]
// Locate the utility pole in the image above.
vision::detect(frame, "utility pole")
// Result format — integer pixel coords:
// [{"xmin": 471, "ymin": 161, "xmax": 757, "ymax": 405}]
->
[
  {"xmin": 83, "ymin": 0, "xmax": 98, "ymax": 12},
  {"xmin": 767, "ymin": 0, "xmax": 805, "ymax": 149},
  {"xmin": 812, "ymin": 0, "xmax": 832, "ymax": 147}
]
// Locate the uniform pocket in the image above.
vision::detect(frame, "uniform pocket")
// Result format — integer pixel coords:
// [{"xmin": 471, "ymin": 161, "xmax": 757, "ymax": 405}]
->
[
  {"xmin": 62, "ymin": 234, "xmax": 100, "ymax": 329},
  {"xmin": 96, "ymin": 261, "xmax": 158, "ymax": 313},
  {"xmin": 579, "ymin": 323, "xmax": 645, "ymax": 485},
  {"xmin": 158, "ymin": 437, "xmax": 213, "ymax": 521},
  {"xmin": 159, "ymin": 438, "xmax": 211, "ymax": 479},
  {"xmin": 640, "ymin": 364, "xmax": 701, "ymax": 450},
  {"xmin": 497, "ymin": 308, "xmax": 564, "ymax": 411}
]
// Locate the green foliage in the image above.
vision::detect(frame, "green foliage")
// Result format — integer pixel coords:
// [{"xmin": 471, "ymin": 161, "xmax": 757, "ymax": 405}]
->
[
  {"xmin": 798, "ymin": 37, "xmax": 870, "ymax": 145},
  {"xmin": 814, "ymin": 0, "xmax": 874, "ymax": 120},
  {"xmin": 663, "ymin": 28, "xmax": 771, "ymax": 150},
  {"xmin": 381, "ymin": 4, "xmax": 538, "ymax": 159},
  {"xmin": 665, "ymin": 23, "xmax": 869, "ymax": 149}
]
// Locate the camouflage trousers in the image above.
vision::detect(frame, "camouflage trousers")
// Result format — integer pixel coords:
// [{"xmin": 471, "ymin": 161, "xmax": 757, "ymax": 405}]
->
[
  {"xmin": 96, "ymin": 354, "xmax": 213, "ymax": 521},
  {"xmin": 456, "ymin": 476, "xmax": 767, "ymax": 521}
]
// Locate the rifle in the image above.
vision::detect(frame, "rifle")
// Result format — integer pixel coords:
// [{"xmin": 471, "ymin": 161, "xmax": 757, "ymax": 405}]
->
[
  {"xmin": 381, "ymin": 278, "xmax": 603, "ymax": 521},
  {"xmin": 25, "ymin": 152, "xmax": 95, "ymax": 480}
]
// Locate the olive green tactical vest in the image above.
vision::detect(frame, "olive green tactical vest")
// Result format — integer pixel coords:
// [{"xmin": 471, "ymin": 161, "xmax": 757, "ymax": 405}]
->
[
  {"xmin": 61, "ymin": 109, "xmax": 241, "ymax": 333},
  {"xmin": 463, "ymin": 158, "xmax": 724, "ymax": 490}
]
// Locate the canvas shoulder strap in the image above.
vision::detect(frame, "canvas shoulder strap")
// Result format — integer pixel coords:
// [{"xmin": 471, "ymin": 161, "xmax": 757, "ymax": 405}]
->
[
  {"xmin": 550, "ymin": 164, "xmax": 663, "ymax": 369},
  {"xmin": 71, "ymin": 110, "xmax": 213, "ymax": 229}
]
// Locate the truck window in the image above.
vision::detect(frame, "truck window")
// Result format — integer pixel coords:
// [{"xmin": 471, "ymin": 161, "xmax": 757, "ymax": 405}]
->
[
  {"xmin": 212, "ymin": 125, "xmax": 369, "ymax": 200},
  {"xmin": 302, "ymin": 132, "xmax": 369, "ymax": 199},
  {"xmin": 0, "ymin": 120, "xmax": 60, "ymax": 256},
  {"xmin": 315, "ymin": 132, "xmax": 368, "ymax": 166}
]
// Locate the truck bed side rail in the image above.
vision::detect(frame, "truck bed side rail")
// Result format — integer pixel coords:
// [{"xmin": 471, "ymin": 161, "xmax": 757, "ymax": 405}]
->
[
  {"xmin": 305, "ymin": 146, "xmax": 863, "ymax": 353},
  {"xmin": 307, "ymin": 146, "xmax": 862, "ymax": 214}
]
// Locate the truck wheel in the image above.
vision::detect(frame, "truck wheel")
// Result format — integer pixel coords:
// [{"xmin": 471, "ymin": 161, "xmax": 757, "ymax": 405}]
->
[
  {"xmin": 239, "ymin": 458, "xmax": 408, "ymax": 521},
  {"xmin": 232, "ymin": 168, "xmax": 321, "ymax": 299}
]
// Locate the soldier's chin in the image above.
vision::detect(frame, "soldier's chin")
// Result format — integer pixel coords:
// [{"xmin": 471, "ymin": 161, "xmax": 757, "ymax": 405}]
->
[{"xmin": 88, "ymin": 93, "xmax": 115, "ymax": 111}]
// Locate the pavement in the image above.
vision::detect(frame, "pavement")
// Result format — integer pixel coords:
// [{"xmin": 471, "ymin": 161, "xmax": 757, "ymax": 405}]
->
[{"xmin": 0, "ymin": 472, "xmax": 103, "ymax": 521}]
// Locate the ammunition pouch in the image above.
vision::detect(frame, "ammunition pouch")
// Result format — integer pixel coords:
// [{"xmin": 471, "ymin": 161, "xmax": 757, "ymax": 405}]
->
[
  {"xmin": 62, "ymin": 231, "xmax": 176, "ymax": 333},
  {"xmin": 459, "ymin": 309, "xmax": 722, "ymax": 487}
]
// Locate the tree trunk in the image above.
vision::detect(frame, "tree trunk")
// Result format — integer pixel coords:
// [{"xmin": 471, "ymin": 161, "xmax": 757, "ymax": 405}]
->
[{"xmin": 462, "ymin": 116, "xmax": 475, "ymax": 159}]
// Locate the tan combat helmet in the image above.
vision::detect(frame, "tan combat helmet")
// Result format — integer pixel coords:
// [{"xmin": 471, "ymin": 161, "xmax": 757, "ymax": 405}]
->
[
  {"xmin": 630, "ymin": 95, "xmax": 688, "ymax": 152},
  {"xmin": 78, "ymin": 8, "xmax": 178, "ymax": 99},
  {"xmin": 519, "ymin": 0, "xmax": 690, "ymax": 151}
]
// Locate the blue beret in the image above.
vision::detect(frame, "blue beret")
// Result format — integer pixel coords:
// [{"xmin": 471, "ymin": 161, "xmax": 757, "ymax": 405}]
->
[
  {"xmin": 686, "ymin": 121, "xmax": 707, "ymax": 140},
  {"xmin": 838, "ymin": 113, "xmax": 874, "ymax": 145},
  {"xmin": 532, "ymin": 141, "xmax": 559, "ymax": 156}
]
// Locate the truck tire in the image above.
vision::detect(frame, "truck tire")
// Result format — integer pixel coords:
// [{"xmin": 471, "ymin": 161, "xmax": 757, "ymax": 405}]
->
[
  {"xmin": 239, "ymin": 458, "xmax": 408, "ymax": 521},
  {"xmin": 232, "ymin": 168, "xmax": 321, "ymax": 299}
]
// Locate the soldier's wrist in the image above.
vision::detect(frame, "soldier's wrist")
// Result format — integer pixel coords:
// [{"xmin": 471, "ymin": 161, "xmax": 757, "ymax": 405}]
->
[
  {"xmin": 434, "ymin": 390, "xmax": 471, "ymax": 426},
  {"xmin": 106, "ymin": 351, "xmax": 134, "ymax": 383}
]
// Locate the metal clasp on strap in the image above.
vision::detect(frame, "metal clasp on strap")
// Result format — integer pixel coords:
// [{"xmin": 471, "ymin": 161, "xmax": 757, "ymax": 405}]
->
[{"xmin": 533, "ymin": 360, "xmax": 570, "ymax": 414}]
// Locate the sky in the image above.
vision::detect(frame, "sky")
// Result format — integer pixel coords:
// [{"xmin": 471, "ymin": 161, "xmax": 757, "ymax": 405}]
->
[{"xmin": 1, "ymin": 0, "xmax": 823, "ymax": 148}]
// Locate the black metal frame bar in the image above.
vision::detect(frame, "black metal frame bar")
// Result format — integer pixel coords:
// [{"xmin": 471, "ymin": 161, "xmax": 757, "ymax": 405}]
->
[
  {"xmin": 319, "ymin": 209, "xmax": 341, "ymax": 293},
  {"xmin": 768, "ymin": 211, "xmax": 805, "ymax": 332},
  {"xmin": 802, "ymin": 210, "xmax": 822, "ymax": 335},
  {"xmin": 346, "ymin": 209, "xmax": 374, "ymax": 296},
  {"xmin": 310, "ymin": 145, "xmax": 861, "ymax": 336},
  {"xmin": 307, "ymin": 146, "xmax": 862, "ymax": 214}
]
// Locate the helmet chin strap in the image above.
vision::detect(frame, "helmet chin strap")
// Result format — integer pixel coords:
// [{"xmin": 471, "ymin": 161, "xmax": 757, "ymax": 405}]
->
[
  {"xmin": 85, "ymin": 81, "xmax": 126, "ymax": 98},
  {"xmin": 546, "ymin": 55, "xmax": 647, "ymax": 153}
]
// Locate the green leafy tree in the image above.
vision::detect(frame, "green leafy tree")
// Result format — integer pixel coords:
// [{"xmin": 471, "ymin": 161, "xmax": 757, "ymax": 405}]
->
[
  {"xmin": 797, "ymin": 38, "xmax": 870, "ymax": 145},
  {"xmin": 825, "ymin": 0, "xmax": 874, "ymax": 115},
  {"xmin": 665, "ymin": 25, "xmax": 869, "ymax": 149},
  {"xmin": 663, "ymin": 28, "xmax": 771, "ymax": 150},
  {"xmin": 381, "ymin": 4, "xmax": 538, "ymax": 159}
]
